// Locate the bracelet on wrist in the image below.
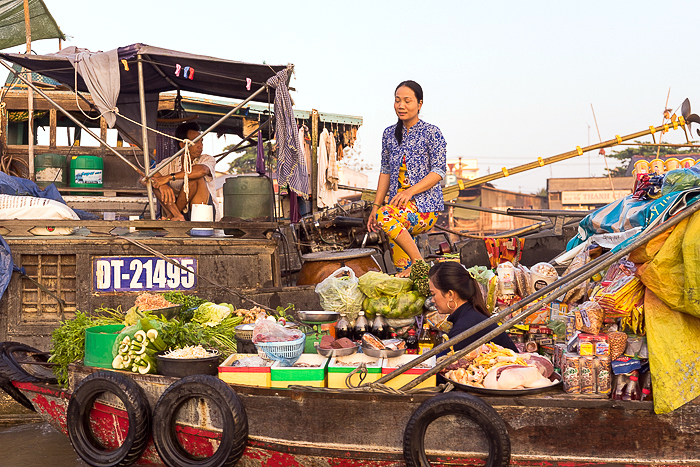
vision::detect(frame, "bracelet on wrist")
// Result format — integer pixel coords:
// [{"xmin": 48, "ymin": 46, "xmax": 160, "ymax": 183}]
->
[{"xmin": 372, "ymin": 203, "xmax": 382, "ymax": 208}]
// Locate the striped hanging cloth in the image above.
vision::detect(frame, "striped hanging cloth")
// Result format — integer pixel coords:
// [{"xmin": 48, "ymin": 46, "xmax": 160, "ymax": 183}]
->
[{"xmin": 266, "ymin": 69, "xmax": 310, "ymax": 198}]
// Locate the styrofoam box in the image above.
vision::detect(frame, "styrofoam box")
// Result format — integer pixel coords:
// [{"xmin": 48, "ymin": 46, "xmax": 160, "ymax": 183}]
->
[
  {"xmin": 270, "ymin": 353, "xmax": 329, "ymax": 388},
  {"xmin": 382, "ymin": 354, "xmax": 437, "ymax": 390},
  {"xmin": 328, "ymin": 353, "xmax": 383, "ymax": 389}
]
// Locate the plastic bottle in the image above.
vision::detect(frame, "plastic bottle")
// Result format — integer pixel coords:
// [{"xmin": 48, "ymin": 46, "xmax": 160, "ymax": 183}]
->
[
  {"xmin": 622, "ymin": 371, "xmax": 640, "ymax": 401},
  {"xmin": 335, "ymin": 313, "xmax": 351, "ymax": 340},
  {"xmin": 418, "ymin": 323, "xmax": 435, "ymax": 355},
  {"xmin": 612, "ymin": 373, "xmax": 628, "ymax": 400},
  {"xmin": 406, "ymin": 329, "xmax": 419, "ymax": 354},
  {"xmin": 353, "ymin": 311, "xmax": 370, "ymax": 341},
  {"xmin": 640, "ymin": 372, "xmax": 653, "ymax": 402},
  {"xmin": 371, "ymin": 314, "xmax": 390, "ymax": 340}
]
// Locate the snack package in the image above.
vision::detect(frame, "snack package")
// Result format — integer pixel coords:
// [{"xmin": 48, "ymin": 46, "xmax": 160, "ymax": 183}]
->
[
  {"xmin": 593, "ymin": 275, "xmax": 645, "ymax": 318},
  {"xmin": 315, "ymin": 267, "xmax": 365, "ymax": 321},
  {"xmin": 562, "ymin": 248, "xmax": 590, "ymax": 304},
  {"xmin": 574, "ymin": 301, "xmax": 604, "ymax": 335}
]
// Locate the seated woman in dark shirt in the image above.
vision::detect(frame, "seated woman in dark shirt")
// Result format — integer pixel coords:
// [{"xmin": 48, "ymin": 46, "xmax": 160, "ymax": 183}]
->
[{"xmin": 428, "ymin": 262, "xmax": 518, "ymax": 354}]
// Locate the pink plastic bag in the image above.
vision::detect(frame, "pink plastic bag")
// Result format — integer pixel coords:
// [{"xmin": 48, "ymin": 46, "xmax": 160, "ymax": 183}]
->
[{"xmin": 252, "ymin": 319, "xmax": 303, "ymax": 343}]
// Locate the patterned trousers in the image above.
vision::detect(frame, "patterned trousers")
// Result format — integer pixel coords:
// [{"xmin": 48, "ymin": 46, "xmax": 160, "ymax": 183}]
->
[{"xmin": 375, "ymin": 200, "xmax": 437, "ymax": 272}]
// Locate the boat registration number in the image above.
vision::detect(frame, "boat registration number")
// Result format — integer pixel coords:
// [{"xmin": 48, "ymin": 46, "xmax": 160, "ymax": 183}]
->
[{"xmin": 93, "ymin": 256, "xmax": 197, "ymax": 292}]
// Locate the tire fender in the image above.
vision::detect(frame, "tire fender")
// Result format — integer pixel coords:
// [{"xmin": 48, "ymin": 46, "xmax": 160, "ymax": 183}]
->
[
  {"xmin": 0, "ymin": 375, "xmax": 35, "ymax": 412},
  {"xmin": 67, "ymin": 370, "xmax": 151, "ymax": 467},
  {"xmin": 0, "ymin": 342, "xmax": 57, "ymax": 384},
  {"xmin": 152, "ymin": 374, "xmax": 248, "ymax": 467},
  {"xmin": 403, "ymin": 392, "xmax": 511, "ymax": 467}
]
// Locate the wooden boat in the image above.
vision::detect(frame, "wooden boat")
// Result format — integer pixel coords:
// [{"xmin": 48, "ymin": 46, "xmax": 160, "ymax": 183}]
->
[{"xmin": 2, "ymin": 345, "xmax": 700, "ymax": 467}]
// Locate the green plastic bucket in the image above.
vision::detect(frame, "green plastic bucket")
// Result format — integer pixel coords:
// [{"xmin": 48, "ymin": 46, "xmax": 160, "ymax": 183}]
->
[
  {"xmin": 84, "ymin": 324, "xmax": 125, "ymax": 368},
  {"xmin": 70, "ymin": 155, "xmax": 103, "ymax": 195},
  {"xmin": 34, "ymin": 153, "xmax": 66, "ymax": 187}
]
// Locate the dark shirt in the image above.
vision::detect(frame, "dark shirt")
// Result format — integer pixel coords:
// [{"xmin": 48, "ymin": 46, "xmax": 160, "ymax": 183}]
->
[{"xmin": 441, "ymin": 302, "xmax": 518, "ymax": 355}]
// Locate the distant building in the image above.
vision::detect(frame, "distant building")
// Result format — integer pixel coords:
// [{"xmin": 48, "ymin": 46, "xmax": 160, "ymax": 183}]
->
[
  {"xmin": 547, "ymin": 177, "xmax": 633, "ymax": 210},
  {"xmin": 451, "ymin": 185, "xmax": 547, "ymax": 236}
]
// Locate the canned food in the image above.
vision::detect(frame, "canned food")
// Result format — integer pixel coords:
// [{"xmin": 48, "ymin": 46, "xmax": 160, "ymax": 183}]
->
[
  {"xmin": 596, "ymin": 355, "xmax": 612, "ymax": 395},
  {"xmin": 580, "ymin": 356, "xmax": 596, "ymax": 394},
  {"xmin": 563, "ymin": 353, "xmax": 581, "ymax": 394}
]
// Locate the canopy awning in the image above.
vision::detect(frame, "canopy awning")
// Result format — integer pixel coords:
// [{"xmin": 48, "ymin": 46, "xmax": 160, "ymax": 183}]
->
[
  {"xmin": 0, "ymin": 0, "xmax": 64, "ymax": 50},
  {"xmin": 0, "ymin": 43, "xmax": 285, "ymax": 100}
]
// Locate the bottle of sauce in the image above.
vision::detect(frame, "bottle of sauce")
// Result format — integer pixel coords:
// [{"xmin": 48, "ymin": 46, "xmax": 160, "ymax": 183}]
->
[
  {"xmin": 418, "ymin": 323, "xmax": 435, "ymax": 355},
  {"xmin": 406, "ymin": 329, "xmax": 419, "ymax": 354},
  {"xmin": 335, "ymin": 313, "xmax": 351, "ymax": 340},
  {"xmin": 353, "ymin": 311, "xmax": 370, "ymax": 341},
  {"xmin": 371, "ymin": 313, "xmax": 390, "ymax": 340}
]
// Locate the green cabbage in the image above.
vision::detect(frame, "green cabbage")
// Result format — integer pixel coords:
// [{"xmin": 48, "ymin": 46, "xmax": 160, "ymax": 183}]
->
[{"xmin": 193, "ymin": 302, "xmax": 233, "ymax": 327}]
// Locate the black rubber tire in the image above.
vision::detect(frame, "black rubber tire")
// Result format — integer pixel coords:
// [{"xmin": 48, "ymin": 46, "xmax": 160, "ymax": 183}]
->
[
  {"xmin": 403, "ymin": 392, "xmax": 511, "ymax": 467},
  {"xmin": 67, "ymin": 371, "xmax": 151, "ymax": 467},
  {"xmin": 152, "ymin": 375, "xmax": 248, "ymax": 467},
  {"xmin": 0, "ymin": 342, "xmax": 57, "ymax": 384},
  {"xmin": 0, "ymin": 375, "xmax": 35, "ymax": 411}
]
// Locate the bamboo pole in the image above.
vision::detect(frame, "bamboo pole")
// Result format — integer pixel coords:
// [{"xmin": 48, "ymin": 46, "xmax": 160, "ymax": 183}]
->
[
  {"xmin": 137, "ymin": 55, "xmax": 157, "ymax": 220},
  {"xmin": 23, "ymin": 0, "xmax": 34, "ymax": 180},
  {"xmin": 379, "ymin": 198, "xmax": 700, "ymax": 390},
  {"xmin": 442, "ymin": 120, "xmax": 686, "ymax": 198}
]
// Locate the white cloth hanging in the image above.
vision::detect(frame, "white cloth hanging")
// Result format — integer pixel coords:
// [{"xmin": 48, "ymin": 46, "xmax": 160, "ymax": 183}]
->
[
  {"xmin": 327, "ymin": 128, "xmax": 339, "ymax": 190},
  {"xmin": 317, "ymin": 128, "xmax": 337, "ymax": 208}
]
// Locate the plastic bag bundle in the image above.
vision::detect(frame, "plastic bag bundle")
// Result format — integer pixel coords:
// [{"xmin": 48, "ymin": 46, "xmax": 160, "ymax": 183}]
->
[
  {"xmin": 357, "ymin": 271, "xmax": 413, "ymax": 298},
  {"xmin": 364, "ymin": 290, "xmax": 424, "ymax": 319},
  {"xmin": 661, "ymin": 166, "xmax": 700, "ymax": 196},
  {"xmin": 252, "ymin": 318, "xmax": 304, "ymax": 343},
  {"xmin": 593, "ymin": 275, "xmax": 645, "ymax": 318},
  {"xmin": 314, "ymin": 267, "xmax": 365, "ymax": 321}
]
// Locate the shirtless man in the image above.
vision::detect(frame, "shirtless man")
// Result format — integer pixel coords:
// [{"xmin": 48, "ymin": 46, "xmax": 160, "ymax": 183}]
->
[{"xmin": 147, "ymin": 122, "xmax": 218, "ymax": 221}]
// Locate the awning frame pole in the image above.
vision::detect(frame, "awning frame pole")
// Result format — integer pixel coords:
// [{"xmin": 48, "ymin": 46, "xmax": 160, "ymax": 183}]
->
[
  {"xmin": 147, "ymin": 84, "xmax": 268, "ymax": 180},
  {"xmin": 0, "ymin": 59, "xmax": 146, "ymax": 176},
  {"xmin": 137, "ymin": 55, "xmax": 156, "ymax": 219},
  {"xmin": 23, "ymin": 0, "xmax": 34, "ymax": 180}
]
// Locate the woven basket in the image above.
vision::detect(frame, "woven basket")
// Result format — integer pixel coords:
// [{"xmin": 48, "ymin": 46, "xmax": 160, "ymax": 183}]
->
[{"xmin": 254, "ymin": 335, "xmax": 305, "ymax": 364}]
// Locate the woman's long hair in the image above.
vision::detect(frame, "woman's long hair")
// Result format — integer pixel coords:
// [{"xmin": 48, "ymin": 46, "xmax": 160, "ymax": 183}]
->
[
  {"xmin": 428, "ymin": 262, "xmax": 489, "ymax": 317},
  {"xmin": 394, "ymin": 80, "xmax": 423, "ymax": 145}
]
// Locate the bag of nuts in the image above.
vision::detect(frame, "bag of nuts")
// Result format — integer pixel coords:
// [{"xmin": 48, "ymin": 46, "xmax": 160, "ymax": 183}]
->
[{"xmin": 607, "ymin": 331, "xmax": 628, "ymax": 360}]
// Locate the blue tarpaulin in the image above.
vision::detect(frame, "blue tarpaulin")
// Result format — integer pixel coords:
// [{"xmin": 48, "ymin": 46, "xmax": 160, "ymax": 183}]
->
[{"xmin": 567, "ymin": 188, "xmax": 700, "ymax": 252}]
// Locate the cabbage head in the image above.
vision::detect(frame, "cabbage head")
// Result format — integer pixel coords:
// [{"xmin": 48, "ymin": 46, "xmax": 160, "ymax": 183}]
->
[{"xmin": 193, "ymin": 302, "xmax": 233, "ymax": 327}]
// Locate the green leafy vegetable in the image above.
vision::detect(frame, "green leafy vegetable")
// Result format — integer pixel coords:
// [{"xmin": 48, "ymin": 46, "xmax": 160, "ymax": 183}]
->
[
  {"xmin": 193, "ymin": 302, "xmax": 234, "ymax": 327},
  {"xmin": 49, "ymin": 311, "xmax": 122, "ymax": 387}
]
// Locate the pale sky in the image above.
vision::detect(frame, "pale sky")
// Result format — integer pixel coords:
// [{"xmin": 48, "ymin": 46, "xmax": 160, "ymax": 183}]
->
[{"xmin": 19, "ymin": 0, "xmax": 700, "ymax": 193}]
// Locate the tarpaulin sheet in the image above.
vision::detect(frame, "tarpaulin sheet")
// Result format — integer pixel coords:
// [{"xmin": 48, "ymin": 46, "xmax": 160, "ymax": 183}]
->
[
  {"xmin": 567, "ymin": 188, "xmax": 700, "ymax": 251},
  {"xmin": 633, "ymin": 213, "xmax": 700, "ymax": 413},
  {"xmin": 0, "ymin": 0, "xmax": 63, "ymax": 51}
]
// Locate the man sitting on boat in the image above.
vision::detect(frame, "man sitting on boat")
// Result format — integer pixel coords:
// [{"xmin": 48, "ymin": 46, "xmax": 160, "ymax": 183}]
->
[{"xmin": 147, "ymin": 122, "xmax": 221, "ymax": 221}]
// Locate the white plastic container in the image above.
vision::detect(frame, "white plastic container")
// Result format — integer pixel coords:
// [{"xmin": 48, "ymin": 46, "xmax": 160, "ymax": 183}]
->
[
  {"xmin": 496, "ymin": 261, "xmax": 516, "ymax": 295},
  {"xmin": 190, "ymin": 203, "xmax": 214, "ymax": 236},
  {"xmin": 529, "ymin": 262, "xmax": 558, "ymax": 291}
]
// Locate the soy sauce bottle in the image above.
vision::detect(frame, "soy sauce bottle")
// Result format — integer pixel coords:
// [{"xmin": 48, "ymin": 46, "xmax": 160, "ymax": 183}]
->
[
  {"xmin": 371, "ymin": 313, "xmax": 390, "ymax": 340},
  {"xmin": 406, "ymin": 329, "xmax": 419, "ymax": 354},
  {"xmin": 353, "ymin": 311, "xmax": 370, "ymax": 341},
  {"xmin": 335, "ymin": 313, "xmax": 351, "ymax": 340}
]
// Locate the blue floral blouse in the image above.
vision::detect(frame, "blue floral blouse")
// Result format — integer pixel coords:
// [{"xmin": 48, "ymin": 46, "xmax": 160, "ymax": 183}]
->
[{"xmin": 380, "ymin": 120, "xmax": 447, "ymax": 213}]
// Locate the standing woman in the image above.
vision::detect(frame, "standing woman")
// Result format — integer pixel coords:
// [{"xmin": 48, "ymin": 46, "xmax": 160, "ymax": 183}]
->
[{"xmin": 367, "ymin": 81, "xmax": 447, "ymax": 277}]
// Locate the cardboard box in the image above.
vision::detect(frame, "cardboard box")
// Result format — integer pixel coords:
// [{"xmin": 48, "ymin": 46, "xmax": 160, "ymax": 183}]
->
[
  {"xmin": 271, "ymin": 354, "xmax": 328, "ymax": 388},
  {"xmin": 328, "ymin": 353, "xmax": 383, "ymax": 389},
  {"xmin": 218, "ymin": 353, "xmax": 272, "ymax": 387},
  {"xmin": 382, "ymin": 354, "xmax": 437, "ymax": 390}
]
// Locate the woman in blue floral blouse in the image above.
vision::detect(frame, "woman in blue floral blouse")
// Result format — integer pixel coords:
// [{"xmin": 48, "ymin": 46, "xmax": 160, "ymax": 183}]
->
[{"xmin": 367, "ymin": 80, "xmax": 447, "ymax": 278}]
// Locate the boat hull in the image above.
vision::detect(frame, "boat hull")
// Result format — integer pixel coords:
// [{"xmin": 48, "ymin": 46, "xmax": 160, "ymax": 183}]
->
[{"xmin": 9, "ymin": 363, "xmax": 700, "ymax": 467}]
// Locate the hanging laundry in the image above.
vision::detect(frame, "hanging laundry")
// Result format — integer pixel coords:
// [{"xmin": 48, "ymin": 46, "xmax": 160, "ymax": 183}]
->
[
  {"xmin": 317, "ymin": 128, "xmax": 337, "ymax": 208},
  {"xmin": 326, "ymin": 127, "xmax": 339, "ymax": 190}
]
